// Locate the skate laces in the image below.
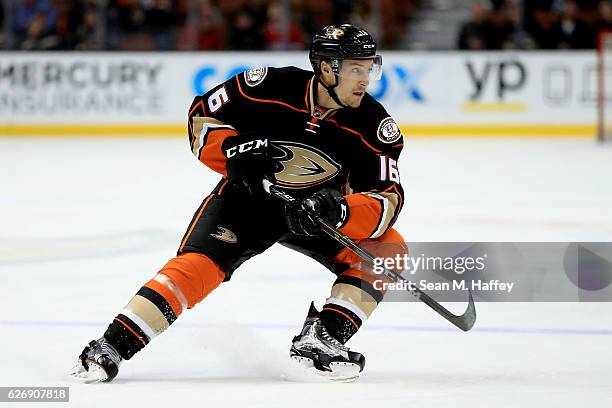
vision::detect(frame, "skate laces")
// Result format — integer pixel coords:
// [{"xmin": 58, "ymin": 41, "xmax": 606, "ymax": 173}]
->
[
  {"xmin": 315, "ymin": 321, "xmax": 349, "ymax": 352},
  {"xmin": 100, "ymin": 340, "xmax": 122, "ymax": 364},
  {"xmin": 88, "ymin": 338, "xmax": 122, "ymax": 366}
]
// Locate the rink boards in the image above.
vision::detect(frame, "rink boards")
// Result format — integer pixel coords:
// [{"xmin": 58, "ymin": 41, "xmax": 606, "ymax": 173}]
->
[{"xmin": 0, "ymin": 51, "xmax": 602, "ymax": 137}]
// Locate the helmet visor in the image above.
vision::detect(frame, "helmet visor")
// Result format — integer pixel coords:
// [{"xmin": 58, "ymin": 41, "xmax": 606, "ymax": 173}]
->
[{"xmin": 336, "ymin": 55, "xmax": 383, "ymax": 81}]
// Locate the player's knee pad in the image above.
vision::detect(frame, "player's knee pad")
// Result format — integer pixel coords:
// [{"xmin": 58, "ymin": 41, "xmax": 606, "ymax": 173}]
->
[
  {"xmin": 149, "ymin": 252, "xmax": 225, "ymax": 310},
  {"xmin": 334, "ymin": 227, "xmax": 408, "ymax": 270},
  {"xmin": 104, "ymin": 253, "xmax": 225, "ymax": 362}
]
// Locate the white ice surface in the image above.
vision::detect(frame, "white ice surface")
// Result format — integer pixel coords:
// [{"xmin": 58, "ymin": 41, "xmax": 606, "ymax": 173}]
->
[{"xmin": 1, "ymin": 138, "xmax": 611, "ymax": 407}]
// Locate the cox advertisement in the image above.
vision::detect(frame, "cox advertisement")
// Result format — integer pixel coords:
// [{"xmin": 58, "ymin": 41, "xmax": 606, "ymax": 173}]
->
[{"xmin": 0, "ymin": 51, "xmax": 599, "ymax": 135}]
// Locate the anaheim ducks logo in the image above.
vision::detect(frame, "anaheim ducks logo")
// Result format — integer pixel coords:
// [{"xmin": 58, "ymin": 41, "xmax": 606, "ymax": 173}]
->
[
  {"xmin": 324, "ymin": 27, "xmax": 345, "ymax": 39},
  {"xmin": 210, "ymin": 227, "xmax": 238, "ymax": 244},
  {"xmin": 271, "ymin": 142, "xmax": 341, "ymax": 188}
]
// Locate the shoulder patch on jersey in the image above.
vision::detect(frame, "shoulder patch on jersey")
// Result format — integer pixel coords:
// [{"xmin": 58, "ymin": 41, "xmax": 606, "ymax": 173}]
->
[
  {"xmin": 377, "ymin": 116, "xmax": 401, "ymax": 144},
  {"xmin": 244, "ymin": 67, "xmax": 268, "ymax": 87}
]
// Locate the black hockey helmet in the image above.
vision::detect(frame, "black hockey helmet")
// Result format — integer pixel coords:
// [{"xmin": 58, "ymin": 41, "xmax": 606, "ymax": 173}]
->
[{"xmin": 309, "ymin": 24, "xmax": 382, "ymax": 80}]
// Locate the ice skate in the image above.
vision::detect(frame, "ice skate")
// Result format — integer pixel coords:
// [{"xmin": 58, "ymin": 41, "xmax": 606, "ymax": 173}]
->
[
  {"xmin": 69, "ymin": 337, "xmax": 123, "ymax": 383},
  {"xmin": 290, "ymin": 303, "xmax": 365, "ymax": 382}
]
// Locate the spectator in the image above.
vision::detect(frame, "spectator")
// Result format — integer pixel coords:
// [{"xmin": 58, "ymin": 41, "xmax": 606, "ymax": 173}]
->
[
  {"xmin": 598, "ymin": 0, "xmax": 612, "ymax": 30},
  {"xmin": 527, "ymin": 6, "xmax": 561, "ymax": 49},
  {"xmin": 53, "ymin": 0, "xmax": 87, "ymax": 50},
  {"xmin": 559, "ymin": 0, "xmax": 598, "ymax": 49},
  {"xmin": 486, "ymin": 2, "xmax": 515, "ymax": 49},
  {"xmin": 0, "ymin": 2, "xmax": 5, "ymax": 48},
  {"xmin": 262, "ymin": 1, "xmax": 305, "ymax": 50},
  {"xmin": 146, "ymin": 0, "xmax": 179, "ymax": 50},
  {"xmin": 179, "ymin": 0, "xmax": 226, "ymax": 50},
  {"xmin": 227, "ymin": 8, "xmax": 265, "ymax": 50},
  {"xmin": 105, "ymin": 0, "xmax": 123, "ymax": 49},
  {"xmin": 457, "ymin": 0, "xmax": 491, "ymax": 50},
  {"xmin": 303, "ymin": 0, "xmax": 334, "ymax": 33},
  {"xmin": 243, "ymin": 0, "xmax": 268, "ymax": 29},
  {"xmin": 117, "ymin": 0, "xmax": 146, "ymax": 32},
  {"xmin": 348, "ymin": 0, "xmax": 378, "ymax": 41},
  {"xmin": 216, "ymin": 0, "xmax": 246, "ymax": 18},
  {"xmin": 12, "ymin": 0, "xmax": 58, "ymax": 50},
  {"xmin": 74, "ymin": 3, "xmax": 99, "ymax": 50},
  {"xmin": 116, "ymin": 0, "xmax": 155, "ymax": 50},
  {"xmin": 332, "ymin": 0, "xmax": 352, "ymax": 23},
  {"xmin": 292, "ymin": 0, "xmax": 317, "ymax": 44},
  {"xmin": 556, "ymin": 0, "xmax": 582, "ymax": 49},
  {"xmin": 380, "ymin": 0, "xmax": 416, "ymax": 49}
]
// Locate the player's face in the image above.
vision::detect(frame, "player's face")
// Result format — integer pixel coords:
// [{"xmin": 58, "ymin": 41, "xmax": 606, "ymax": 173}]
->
[{"xmin": 334, "ymin": 59, "xmax": 373, "ymax": 108}]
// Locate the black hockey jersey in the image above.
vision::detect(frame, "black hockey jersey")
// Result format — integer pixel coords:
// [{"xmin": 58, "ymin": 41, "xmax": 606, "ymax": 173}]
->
[{"xmin": 187, "ymin": 66, "xmax": 404, "ymax": 240}]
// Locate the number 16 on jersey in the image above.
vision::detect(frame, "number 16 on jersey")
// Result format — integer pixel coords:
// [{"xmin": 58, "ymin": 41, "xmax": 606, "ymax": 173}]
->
[{"xmin": 379, "ymin": 156, "xmax": 400, "ymax": 183}]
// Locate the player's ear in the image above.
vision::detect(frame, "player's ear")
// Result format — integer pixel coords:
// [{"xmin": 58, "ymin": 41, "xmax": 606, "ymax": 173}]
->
[{"xmin": 320, "ymin": 61, "xmax": 331, "ymax": 75}]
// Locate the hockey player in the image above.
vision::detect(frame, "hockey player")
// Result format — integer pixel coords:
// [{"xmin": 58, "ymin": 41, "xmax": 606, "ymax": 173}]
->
[{"xmin": 70, "ymin": 23, "xmax": 406, "ymax": 382}]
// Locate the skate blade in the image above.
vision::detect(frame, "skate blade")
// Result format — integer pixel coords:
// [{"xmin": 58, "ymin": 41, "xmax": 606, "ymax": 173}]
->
[
  {"xmin": 328, "ymin": 361, "xmax": 362, "ymax": 382},
  {"xmin": 282, "ymin": 355, "xmax": 361, "ymax": 383},
  {"xmin": 69, "ymin": 361, "xmax": 109, "ymax": 384}
]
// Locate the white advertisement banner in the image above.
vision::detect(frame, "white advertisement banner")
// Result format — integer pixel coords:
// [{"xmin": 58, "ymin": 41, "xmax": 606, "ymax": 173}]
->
[{"xmin": 0, "ymin": 51, "xmax": 599, "ymax": 135}]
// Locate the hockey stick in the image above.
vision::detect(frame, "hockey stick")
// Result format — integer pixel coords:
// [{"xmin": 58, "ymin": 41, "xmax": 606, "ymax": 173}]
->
[{"xmin": 263, "ymin": 179, "xmax": 476, "ymax": 332}]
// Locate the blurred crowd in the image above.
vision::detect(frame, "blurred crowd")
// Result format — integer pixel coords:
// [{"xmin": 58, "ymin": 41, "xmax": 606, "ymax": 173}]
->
[
  {"xmin": 458, "ymin": 0, "xmax": 612, "ymax": 50},
  {"xmin": 0, "ymin": 0, "xmax": 417, "ymax": 51},
  {"xmin": 3, "ymin": 0, "xmax": 99, "ymax": 50},
  {"xmin": 2, "ymin": 0, "xmax": 611, "ymax": 51}
]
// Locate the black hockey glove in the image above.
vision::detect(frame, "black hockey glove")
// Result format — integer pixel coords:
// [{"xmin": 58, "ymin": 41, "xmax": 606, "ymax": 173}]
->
[
  {"xmin": 225, "ymin": 137, "xmax": 276, "ymax": 199},
  {"xmin": 285, "ymin": 188, "xmax": 349, "ymax": 237}
]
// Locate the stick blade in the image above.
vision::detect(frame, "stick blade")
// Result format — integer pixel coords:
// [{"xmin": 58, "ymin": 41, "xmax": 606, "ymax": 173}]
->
[{"xmin": 452, "ymin": 290, "xmax": 477, "ymax": 332}]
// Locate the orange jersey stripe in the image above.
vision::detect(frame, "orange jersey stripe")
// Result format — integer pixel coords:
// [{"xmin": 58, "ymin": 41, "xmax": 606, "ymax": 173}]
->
[
  {"xmin": 189, "ymin": 98, "xmax": 206, "ymax": 116},
  {"xmin": 304, "ymin": 78, "xmax": 311, "ymax": 110},
  {"xmin": 217, "ymin": 178, "xmax": 229, "ymax": 195},
  {"xmin": 235, "ymin": 76, "xmax": 308, "ymax": 114},
  {"xmin": 327, "ymin": 118, "xmax": 382, "ymax": 154},
  {"xmin": 179, "ymin": 194, "xmax": 215, "ymax": 252},
  {"xmin": 198, "ymin": 128, "xmax": 238, "ymax": 176},
  {"xmin": 143, "ymin": 280, "xmax": 183, "ymax": 317}
]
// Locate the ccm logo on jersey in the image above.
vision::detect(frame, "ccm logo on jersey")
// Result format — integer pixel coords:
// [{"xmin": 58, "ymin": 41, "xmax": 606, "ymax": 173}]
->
[
  {"xmin": 377, "ymin": 117, "xmax": 401, "ymax": 144},
  {"xmin": 225, "ymin": 139, "xmax": 269, "ymax": 158}
]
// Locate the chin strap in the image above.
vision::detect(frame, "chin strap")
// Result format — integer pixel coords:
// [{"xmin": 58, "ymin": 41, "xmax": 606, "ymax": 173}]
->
[{"xmin": 315, "ymin": 75, "xmax": 348, "ymax": 108}]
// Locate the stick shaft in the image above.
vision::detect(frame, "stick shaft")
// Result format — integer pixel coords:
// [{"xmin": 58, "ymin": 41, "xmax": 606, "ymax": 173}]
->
[{"xmin": 263, "ymin": 180, "xmax": 476, "ymax": 331}]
